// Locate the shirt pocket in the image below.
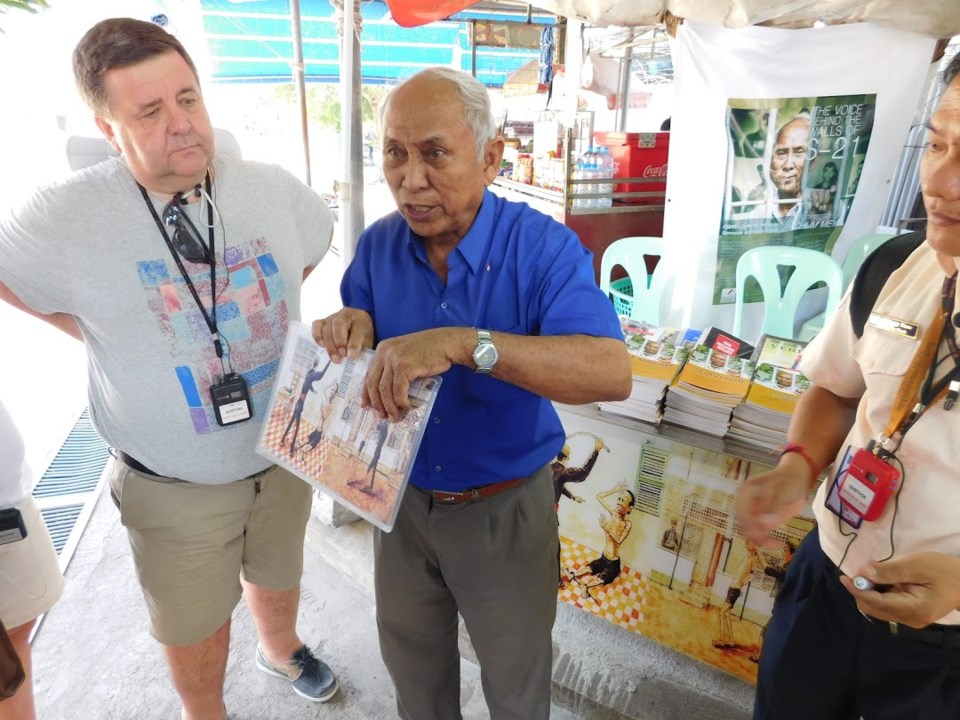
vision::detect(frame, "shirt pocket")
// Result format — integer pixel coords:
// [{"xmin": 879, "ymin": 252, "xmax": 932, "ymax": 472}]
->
[{"xmin": 852, "ymin": 321, "xmax": 921, "ymax": 381}]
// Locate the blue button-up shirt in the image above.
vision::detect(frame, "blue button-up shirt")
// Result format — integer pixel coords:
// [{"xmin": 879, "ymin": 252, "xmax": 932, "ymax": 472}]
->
[{"xmin": 341, "ymin": 189, "xmax": 622, "ymax": 492}]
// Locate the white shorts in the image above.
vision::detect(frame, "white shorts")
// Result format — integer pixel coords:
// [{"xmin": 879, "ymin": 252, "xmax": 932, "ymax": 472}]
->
[{"xmin": 0, "ymin": 496, "xmax": 65, "ymax": 629}]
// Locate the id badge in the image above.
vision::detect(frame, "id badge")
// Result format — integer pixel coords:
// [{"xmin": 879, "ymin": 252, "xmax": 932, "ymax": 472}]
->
[
  {"xmin": 824, "ymin": 446, "xmax": 863, "ymax": 528},
  {"xmin": 838, "ymin": 447, "xmax": 900, "ymax": 522},
  {"xmin": 211, "ymin": 374, "xmax": 253, "ymax": 426}
]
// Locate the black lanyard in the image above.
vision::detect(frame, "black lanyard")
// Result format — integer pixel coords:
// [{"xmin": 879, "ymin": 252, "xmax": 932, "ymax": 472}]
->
[
  {"xmin": 137, "ymin": 175, "xmax": 223, "ymax": 359},
  {"xmin": 926, "ymin": 272, "xmax": 960, "ymax": 410}
]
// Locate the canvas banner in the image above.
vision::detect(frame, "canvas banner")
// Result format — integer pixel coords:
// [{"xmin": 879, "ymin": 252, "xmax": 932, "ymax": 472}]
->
[{"xmin": 663, "ymin": 21, "xmax": 935, "ymax": 339}]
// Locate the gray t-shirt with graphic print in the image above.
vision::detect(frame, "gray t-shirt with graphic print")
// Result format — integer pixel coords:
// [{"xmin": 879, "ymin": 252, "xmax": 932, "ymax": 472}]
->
[{"xmin": 0, "ymin": 155, "xmax": 332, "ymax": 484}]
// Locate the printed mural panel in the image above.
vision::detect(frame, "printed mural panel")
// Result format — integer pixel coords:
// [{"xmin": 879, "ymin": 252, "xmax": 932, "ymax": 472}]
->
[{"xmin": 555, "ymin": 408, "xmax": 815, "ymax": 682}]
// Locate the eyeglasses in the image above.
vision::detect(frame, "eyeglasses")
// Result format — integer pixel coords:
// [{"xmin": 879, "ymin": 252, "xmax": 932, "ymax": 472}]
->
[{"xmin": 162, "ymin": 197, "xmax": 213, "ymax": 265}]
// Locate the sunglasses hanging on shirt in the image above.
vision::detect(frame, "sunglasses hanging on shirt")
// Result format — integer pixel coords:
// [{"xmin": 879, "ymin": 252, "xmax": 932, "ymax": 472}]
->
[{"xmin": 162, "ymin": 199, "xmax": 214, "ymax": 265}]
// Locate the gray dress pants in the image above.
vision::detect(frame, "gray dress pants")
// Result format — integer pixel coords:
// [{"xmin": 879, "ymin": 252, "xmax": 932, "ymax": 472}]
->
[{"xmin": 374, "ymin": 464, "xmax": 559, "ymax": 720}]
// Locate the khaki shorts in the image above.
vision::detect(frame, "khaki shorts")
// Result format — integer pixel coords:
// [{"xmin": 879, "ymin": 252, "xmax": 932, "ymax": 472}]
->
[
  {"xmin": 109, "ymin": 462, "xmax": 312, "ymax": 647},
  {"xmin": 0, "ymin": 496, "xmax": 65, "ymax": 629}
]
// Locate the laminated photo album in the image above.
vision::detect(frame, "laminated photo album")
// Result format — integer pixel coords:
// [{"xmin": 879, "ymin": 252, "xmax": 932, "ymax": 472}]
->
[{"xmin": 257, "ymin": 322, "xmax": 441, "ymax": 531}]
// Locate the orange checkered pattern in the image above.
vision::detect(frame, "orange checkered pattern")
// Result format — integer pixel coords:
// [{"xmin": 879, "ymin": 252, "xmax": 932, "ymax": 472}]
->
[{"xmin": 559, "ymin": 535, "xmax": 650, "ymax": 630}]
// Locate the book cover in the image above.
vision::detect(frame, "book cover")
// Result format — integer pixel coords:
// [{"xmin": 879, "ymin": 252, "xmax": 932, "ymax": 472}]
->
[
  {"xmin": 621, "ymin": 318, "xmax": 697, "ymax": 382},
  {"xmin": 697, "ymin": 326, "xmax": 756, "ymax": 359},
  {"xmin": 674, "ymin": 331, "xmax": 755, "ymax": 401},
  {"xmin": 745, "ymin": 335, "xmax": 810, "ymax": 414},
  {"xmin": 256, "ymin": 322, "xmax": 441, "ymax": 531},
  {"xmin": 750, "ymin": 334, "xmax": 806, "ymax": 369}
]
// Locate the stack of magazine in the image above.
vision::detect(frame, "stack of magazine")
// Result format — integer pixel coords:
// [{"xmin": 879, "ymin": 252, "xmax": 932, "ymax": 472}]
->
[
  {"xmin": 257, "ymin": 322, "xmax": 441, "ymax": 532},
  {"xmin": 726, "ymin": 335, "xmax": 809, "ymax": 451},
  {"xmin": 662, "ymin": 327, "xmax": 755, "ymax": 437},
  {"xmin": 600, "ymin": 318, "xmax": 699, "ymax": 424}
]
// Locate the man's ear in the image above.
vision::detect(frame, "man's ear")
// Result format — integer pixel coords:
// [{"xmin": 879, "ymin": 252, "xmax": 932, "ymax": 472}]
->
[
  {"xmin": 481, "ymin": 137, "xmax": 505, "ymax": 185},
  {"xmin": 94, "ymin": 116, "xmax": 122, "ymax": 153}
]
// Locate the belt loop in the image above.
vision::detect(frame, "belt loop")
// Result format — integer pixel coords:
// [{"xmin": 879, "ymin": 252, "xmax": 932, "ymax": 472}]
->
[{"xmin": 888, "ymin": 621, "xmax": 899, "ymax": 636}]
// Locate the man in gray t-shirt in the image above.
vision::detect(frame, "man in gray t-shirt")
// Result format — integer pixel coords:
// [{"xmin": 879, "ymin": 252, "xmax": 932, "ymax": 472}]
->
[{"xmin": 0, "ymin": 18, "xmax": 338, "ymax": 718}]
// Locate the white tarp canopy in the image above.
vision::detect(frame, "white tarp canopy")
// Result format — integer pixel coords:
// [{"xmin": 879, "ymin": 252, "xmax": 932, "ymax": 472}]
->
[{"xmin": 527, "ymin": 1, "xmax": 960, "ymax": 38}]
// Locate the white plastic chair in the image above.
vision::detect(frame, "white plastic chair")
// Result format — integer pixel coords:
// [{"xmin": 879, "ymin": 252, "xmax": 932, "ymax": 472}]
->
[
  {"xmin": 798, "ymin": 232, "xmax": 897, "ymax": 341},
  {"xmin": 598, "ymin": 236, "xmax": 673, "ymax": 325},
  {"xmin": 732, "ymin": 246, "xmax": 843, "ymax": 341},
  {"xmin": 839, "ymin": 233, "xmax": 897, "ymax": 290}
]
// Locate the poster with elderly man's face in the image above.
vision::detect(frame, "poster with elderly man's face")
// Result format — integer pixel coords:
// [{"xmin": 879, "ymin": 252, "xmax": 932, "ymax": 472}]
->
[{"xmin": 713, "ymin": 94, "xmax": 876, "ymax": 305}]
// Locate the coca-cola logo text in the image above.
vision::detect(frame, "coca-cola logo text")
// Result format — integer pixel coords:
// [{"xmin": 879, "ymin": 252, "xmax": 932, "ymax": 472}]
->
[{"xmin": 642, "ymin": 163, "xmax": 668, "ymax": 178}]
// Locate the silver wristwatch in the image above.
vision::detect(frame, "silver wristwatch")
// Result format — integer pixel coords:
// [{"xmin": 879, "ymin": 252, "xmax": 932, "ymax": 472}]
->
[{"xmin": 472, "ymin": 329, "xmax": 498, "ymax": 374}]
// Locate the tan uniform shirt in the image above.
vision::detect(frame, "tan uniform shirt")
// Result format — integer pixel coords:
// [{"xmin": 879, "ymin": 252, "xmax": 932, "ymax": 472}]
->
[{"xmin": 800, "ymin": 241, "xmax": 960, "ymax": 625}]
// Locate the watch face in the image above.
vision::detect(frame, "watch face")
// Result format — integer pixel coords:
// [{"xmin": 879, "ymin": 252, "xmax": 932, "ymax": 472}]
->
[{"xmin": 475, "ymin": 344, "xmax": 497, "ymax": 368}]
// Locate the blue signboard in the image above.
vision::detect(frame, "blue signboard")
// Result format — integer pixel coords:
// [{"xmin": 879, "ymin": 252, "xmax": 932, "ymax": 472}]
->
[{"xmin": 200, "ymin": 0, "xmax": 548, "ymax": 86}]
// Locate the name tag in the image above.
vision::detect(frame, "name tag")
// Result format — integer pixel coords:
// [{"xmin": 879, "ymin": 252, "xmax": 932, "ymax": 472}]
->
[{"xmin": 866, "ymin": 313, "xmax": 919, "ymax": 339}]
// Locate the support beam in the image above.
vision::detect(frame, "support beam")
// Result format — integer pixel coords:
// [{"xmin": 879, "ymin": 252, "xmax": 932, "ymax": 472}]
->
[
  {"xmin": 339, "ymin": 0, "xmax": 364, "ymax": 265},
  {"xmin": 290, "ymin": 0, "xmax": 311, "ymax": 186}
]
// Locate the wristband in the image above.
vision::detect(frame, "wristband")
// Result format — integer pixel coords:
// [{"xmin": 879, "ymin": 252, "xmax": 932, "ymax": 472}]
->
[{"xmin": 779, "ymin": 442, "xmax": 821, "ymax": 486}]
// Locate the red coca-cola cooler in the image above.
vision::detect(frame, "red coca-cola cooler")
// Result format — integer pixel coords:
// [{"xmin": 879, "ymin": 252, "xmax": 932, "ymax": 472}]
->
[{"xmin": 593, "ymin": 131, "xmax": 669, "ymax": 205}]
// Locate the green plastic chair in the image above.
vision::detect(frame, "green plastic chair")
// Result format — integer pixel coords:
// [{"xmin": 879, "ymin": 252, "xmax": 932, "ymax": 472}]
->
[
  {"xmin": 840, "ymin": 232, "xmax": 897, "ymax": 290},
  {"xmin": 798, "ymin": 232, "xmax": 897, "ymax": 341},
  {"xmin": 732, "ymin": 246, "xmax": 843, "ymax": 341},
  {"xmin": 599, "ymin": 236, "xmax": 673, "ymax": 324}
]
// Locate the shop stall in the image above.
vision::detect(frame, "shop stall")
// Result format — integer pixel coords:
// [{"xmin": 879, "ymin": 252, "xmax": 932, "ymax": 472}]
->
[{"xmin": 492, "ymin": 126, "xmax": 669, "ymax": 280}]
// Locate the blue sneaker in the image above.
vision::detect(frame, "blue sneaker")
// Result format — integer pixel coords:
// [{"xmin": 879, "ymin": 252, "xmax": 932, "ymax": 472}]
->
[{"xmin": 255, "ymin": 644, "xmax": 339, "ymax": 702}]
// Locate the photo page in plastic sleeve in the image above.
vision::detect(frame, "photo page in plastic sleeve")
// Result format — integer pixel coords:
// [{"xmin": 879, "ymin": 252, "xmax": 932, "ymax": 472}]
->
[{"xmin": 257, "ymin": 322, "xmax": 441, "ymax": 531}]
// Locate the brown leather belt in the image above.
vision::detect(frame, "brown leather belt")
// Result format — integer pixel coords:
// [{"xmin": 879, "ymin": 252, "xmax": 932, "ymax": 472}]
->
[{"xmin": 431, "ymin": 477, "xmax": 525, "ymax": 505}]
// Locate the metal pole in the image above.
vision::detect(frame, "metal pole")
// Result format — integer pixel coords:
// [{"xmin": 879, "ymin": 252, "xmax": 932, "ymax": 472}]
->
[
  {"xmin": 340, "ymin": 0, "xmax": 363, "ymax": 265},
  {"xmin": 616, "ymin": 28, "xmax": 635, "ymax": 132},
  {"xmin": 470, "ymin": 20, "xmax": 477, "ymax": 77},
  {"xmin": 290, "ymin": 0, "xmax": 311, "ymax": 186}
]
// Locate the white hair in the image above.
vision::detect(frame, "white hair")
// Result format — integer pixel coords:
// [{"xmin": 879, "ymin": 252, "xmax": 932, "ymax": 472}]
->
[{"xmin": 378, "ymin": 66, "xmax": 497, "ymax": 162}]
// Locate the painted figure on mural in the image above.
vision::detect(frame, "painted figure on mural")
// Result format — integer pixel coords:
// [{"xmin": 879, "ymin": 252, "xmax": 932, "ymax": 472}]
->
[
  {"xmin": 552, "ymin": 436, "xmax": 605, "ymax": 507},
  {"xmin": 713, "ymin": 539, "xmax": 768, "ymax": 649},
  {"xmin": 750, "ymin": 538, "xmax": 797, "ymax": 663},
  {"xmin": 661, "ymin": 517, "xmax": 680, "ymax": 551},
  {"xmin": 567, "ymin": 486, "xmax": 635, "ymax": 601}
]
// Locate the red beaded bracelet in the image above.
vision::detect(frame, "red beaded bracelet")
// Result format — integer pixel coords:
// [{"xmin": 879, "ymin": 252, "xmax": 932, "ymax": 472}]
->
[{"xmin": 779, "ymin": 442, "xmax": 821, "ymax": 486}]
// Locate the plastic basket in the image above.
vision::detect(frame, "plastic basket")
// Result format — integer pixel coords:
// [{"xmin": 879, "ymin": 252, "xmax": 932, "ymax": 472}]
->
[{"xmin": 609, "ymin": 277, "xmax": 634, "ymax": 317}]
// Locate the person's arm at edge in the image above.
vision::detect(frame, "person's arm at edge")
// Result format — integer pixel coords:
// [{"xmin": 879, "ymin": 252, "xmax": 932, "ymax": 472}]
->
[
  {"xmin": 736, "ymin": 383, "xmax": 859, "ymax": 545},
  {"xmin": 0, "ymin": 278, "xmax": 82, "ymax": 341}
]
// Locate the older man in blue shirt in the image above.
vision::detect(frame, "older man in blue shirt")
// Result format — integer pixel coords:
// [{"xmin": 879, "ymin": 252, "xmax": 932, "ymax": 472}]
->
[{"xmin": 314, "ymin": 66, "xmax": 631, "ymax": 720}]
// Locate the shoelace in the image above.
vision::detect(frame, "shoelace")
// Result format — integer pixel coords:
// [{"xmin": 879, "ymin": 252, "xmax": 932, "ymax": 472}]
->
[{"xmin": 290, "ymin": 647, "xmax": 320, "ymax": 672}]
